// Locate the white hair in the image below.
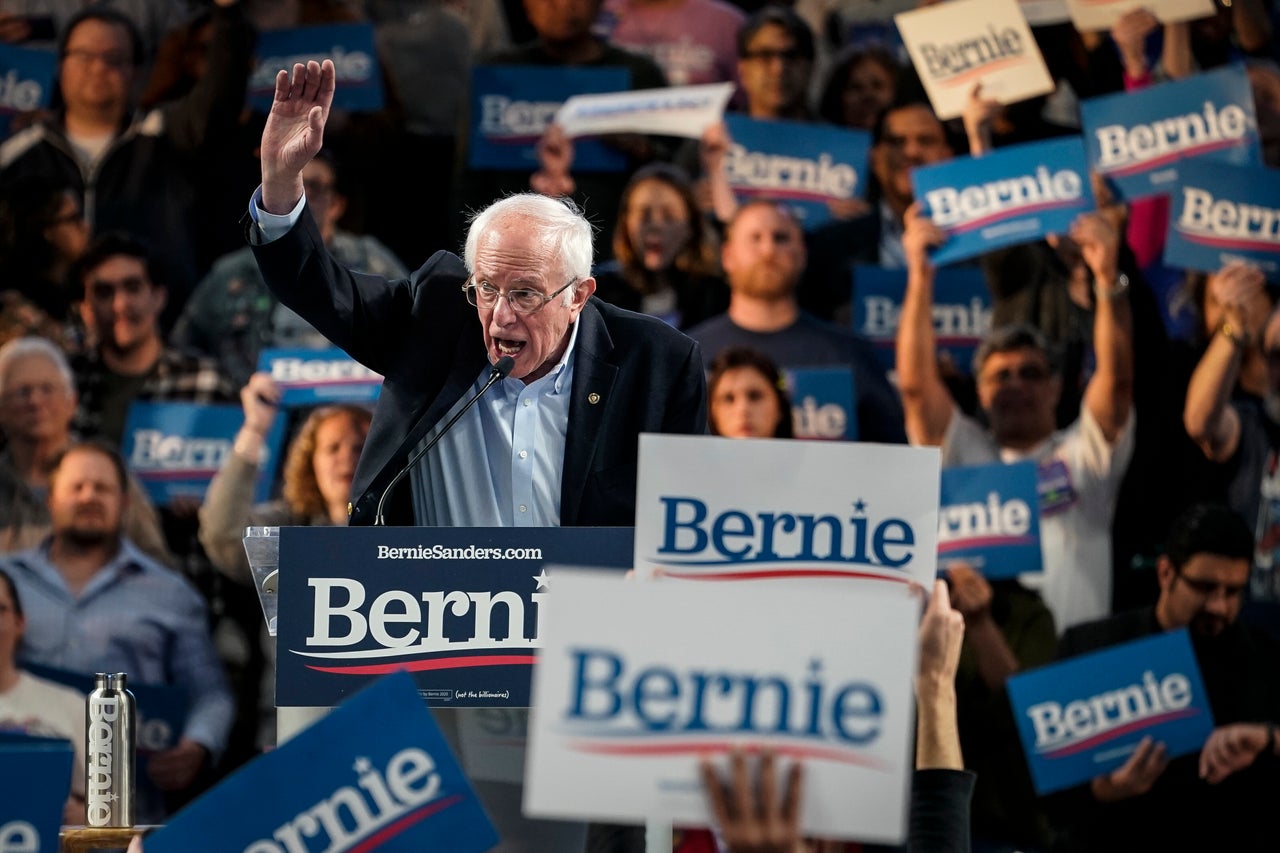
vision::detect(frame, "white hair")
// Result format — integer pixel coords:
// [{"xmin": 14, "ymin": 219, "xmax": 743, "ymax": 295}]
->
[
  {"xmin": 0, "ymin": 336, "xmax": 74, "ymax": 398},
  {"xmin": 463, "ymin": 194, "xmax": 595, "ymax": 303}
]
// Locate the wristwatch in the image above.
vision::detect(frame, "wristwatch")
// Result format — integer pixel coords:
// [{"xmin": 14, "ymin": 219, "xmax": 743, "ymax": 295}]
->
[
  {"xmin": 1096, "ymin": 273, "xmax": 1129, "ymax": 300},
  {"xmin": 1219, "ymin": 320, "xmax": 1250, "ymax": 349}
]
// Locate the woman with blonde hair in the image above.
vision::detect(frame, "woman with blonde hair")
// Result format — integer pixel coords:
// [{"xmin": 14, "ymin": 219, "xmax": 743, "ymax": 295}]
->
[{"xmin": 199, "ymin": 372, "xmax": 371, "ymax": 747}]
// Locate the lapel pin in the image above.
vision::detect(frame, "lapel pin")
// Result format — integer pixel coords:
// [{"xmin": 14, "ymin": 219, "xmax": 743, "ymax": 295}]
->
[{"xmin": 588, "ymin": 392, "xmax": 601, "ymax": 405}]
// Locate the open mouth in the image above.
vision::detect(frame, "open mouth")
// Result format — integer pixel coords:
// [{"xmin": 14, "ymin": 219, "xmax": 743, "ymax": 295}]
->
[{"xmin": 495, "ymin": 338, "xmax": 525, "ymax": 357}]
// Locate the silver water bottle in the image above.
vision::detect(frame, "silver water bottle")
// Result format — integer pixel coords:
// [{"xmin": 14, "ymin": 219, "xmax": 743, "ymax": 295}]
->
[{"xmin": 86, "ymin": 672, "xmax": 136, "ymax": 827}]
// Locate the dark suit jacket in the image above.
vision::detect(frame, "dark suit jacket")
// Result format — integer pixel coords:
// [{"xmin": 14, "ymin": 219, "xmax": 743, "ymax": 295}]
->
[{"xmin": 250, "ymin": 208, "xmax": 707, "ymax": 526}]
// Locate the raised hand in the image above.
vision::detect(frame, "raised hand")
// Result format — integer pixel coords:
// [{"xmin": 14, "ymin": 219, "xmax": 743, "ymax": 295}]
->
[
  {"xmin": 1068, "ymin": 211, "xmax": 1121, "ymax": 287},
  {"xmin": 701, "ymin": 750, "xmax": 805, "ymax": 853},
  {"xmin": 903, "ymin": 201, "xmax": 946, "ymax": 275},
  {"xmin": 1211, "ymin": 262, "xmax": 1269, "ymax": 345},
  {"xmin": 260, "ymin": 59, "xmax": 336, "ymax": 214}
]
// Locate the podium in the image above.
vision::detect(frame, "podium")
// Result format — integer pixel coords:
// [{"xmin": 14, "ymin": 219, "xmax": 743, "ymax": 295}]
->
[{"xmin": 243, "ymin": 525, "xmax": 668, "ymax": 850}]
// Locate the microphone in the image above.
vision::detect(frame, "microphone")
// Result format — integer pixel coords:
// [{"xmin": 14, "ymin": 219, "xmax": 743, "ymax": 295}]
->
[{"xmin": 373, "ymin": 356, "xmax": 515, "ymax": 525}]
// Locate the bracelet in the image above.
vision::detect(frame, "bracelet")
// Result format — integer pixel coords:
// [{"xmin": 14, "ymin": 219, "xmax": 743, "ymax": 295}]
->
[
  {"xmin": 1219, "ymin": 321, "xmax": 1250, "ymax": 349},
  {"xmin": 1095, "ymin": 272, "xmax": 1129, "ymax": 300}
]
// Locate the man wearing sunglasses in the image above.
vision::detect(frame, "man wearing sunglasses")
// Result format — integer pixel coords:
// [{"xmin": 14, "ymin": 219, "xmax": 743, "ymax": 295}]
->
[
  {"xmin": 246, "ymin": 59, "xmax": 706, "ymax": 529},
  {"xmin": 896, "ymin": 203, "xmax": 1135, "ymax": 635},
  {"xmin": 1050, "ymin": 503, "xmax": 1280, "ymax": 853}
]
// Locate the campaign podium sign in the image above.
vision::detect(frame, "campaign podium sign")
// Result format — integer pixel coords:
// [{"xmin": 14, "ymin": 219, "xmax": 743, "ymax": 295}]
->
[
  {"xmin": 938, "ymin": 461, "xmax": 1042, "ymax": 577},
  {"xmin": 0, "ymin": 736, "xmax": 73, "ymax": 853},
  {"xmin": 785, "ymin": 367, "xmax": 856, "ymax": 441},
  {"xmin": 145, "ymin": 672, "xmax": 499, "ymax": 853},
  {"xmin": 895, "ymin": 0, "xmax": 1054, "ymax": 120},
  {"xmin": 275, "ymin": 526, "xmax": 633, "ymax": 708},
  {"xmin": 721, "ymin": 115, "xmax": 872, "ymax": 228},
  {"xmin": 524, "ymin": 570, "xmax": 919, "ymax": 843},
  {"xmin": 852, "ymin": 264, "xmax": 992, "ymax": 374},
  {"xmin": 913, "ymin": 137, "xmax": 1095, "ymax": 266},
  {"xmin": 1006, "ymin": 629, "xmax": 1214, "ymax": 794},
  {"xmin": 258, "ymin": 346, "xmax": 383, "ymax": 407},
  {"xmin": 1164, "ymin": 161, "xmax": 1280, "ymax": 279},
  {"xmin": 122, "ymin": 402, "xmax": 287, "ymax": 505},
  {"xmin": 0, "ymin": 43, "xmax": 55, "ymax": 139},
  {"xmin": 632, "ymin": 435, "xmax": 940, "ymax": 589},
  {"xmin": 1065, "ymin": 0, "xmax": 1214, "ymax": 31},
  {"xmin": 1081, "ymin": 65, "xmax": 1260, "ymax": 202},
  {"xmin": 249, "ymin": 23, "xmax": 385, "ymax": 111},
  {"xmin": 468, "ymin": 65, "xmax": 629, "ymax": 171},
  {"xmin": 25, "ymin": 664, "xmax": 185, "ymax": 756}
]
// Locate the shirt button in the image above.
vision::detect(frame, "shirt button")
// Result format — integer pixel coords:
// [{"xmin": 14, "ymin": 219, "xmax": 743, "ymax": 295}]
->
[
  {"xmin": 519, "ymin": 450, "xmax": 528, "ymax": 459},
  {"xmin": 523, "ymin": 399, "xmax": 531, "ymax": 408},
  {"xmin": 519, "ymin": 505, "xmax": 527, "ymax": 513}
]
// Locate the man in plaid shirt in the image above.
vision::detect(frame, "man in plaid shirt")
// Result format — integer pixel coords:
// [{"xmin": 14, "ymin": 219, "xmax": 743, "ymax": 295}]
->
[{"xmin": 70, "ymin": 232, "xmax": 236, "ymax": 447}]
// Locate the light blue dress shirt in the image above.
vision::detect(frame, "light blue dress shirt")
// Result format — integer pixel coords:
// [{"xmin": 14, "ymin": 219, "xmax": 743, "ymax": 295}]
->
[
  {"xmin": 413, "ymin": 320, "xmax": 577, "ymax": 527},
  {"xmin": 2, "ymin": 538, "xmax": 235, "ymax": 757}
]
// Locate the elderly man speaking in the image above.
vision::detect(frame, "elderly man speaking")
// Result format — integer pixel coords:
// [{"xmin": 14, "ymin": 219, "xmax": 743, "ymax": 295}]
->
[{"xmin": 246, "ymin": 60, "xmax": 707, "ymax": 529}]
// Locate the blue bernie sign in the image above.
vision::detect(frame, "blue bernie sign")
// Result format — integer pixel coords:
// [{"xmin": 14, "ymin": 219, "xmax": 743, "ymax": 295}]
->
[
  {"xmin": 145, "ymin": 672, "xmax": 499, "ymax": 853},
  {"xmin": 784, "ymin": 367, "xmax": 857, "ymax": 441},
  {"xmin": 912, "ymin": 136, "xmax": 1095, "ymax": 265},
  {"xmin": 469, "ymin": 65, "xmax": 629, "ymax": 172},
  {"xmin": 1081, "ymin": 64, "xmax": 1260, "ymax": 202},
  {"xmin": 122, "ymin": 402, "xmax": 286, "ymax": 506},
  {"xmin": 1007, "ymin": 629, "xmax": 1213, "ymax": 795},
  {"xmin": 937, "ymin": 461, "xmax": 1041, "ymax": 578},
  {"xmin": 851, "ymin": 264, "xmax": 991, "ymax": 374},
  {"xmin": 258, "ymin": 347, "xmax": 382, "ymax": 407},
  {"xmin": 26, "ymin": 664, "xmax": 186, "ymax": 756},
  {"xmin": 0, "ymin": 43, "xmax": 55, "ymax": 140},
  {"xmin": 248, "ymin": 24, "xmax": 385, "ymax": 111},
  {"xmin": 1164, "ymin": 160, "xmax": 1280, "ymax": 280},
  {"xmin": 0, "ymin": 736, "xmax": 72, "ymax": 853},
  {"xmin": 722, "ymin": 114, "xmax": 871, "ymax": 228},
  {"xmin": 276, "ymin": 525, "xmax": 634, "ymax": 708}
]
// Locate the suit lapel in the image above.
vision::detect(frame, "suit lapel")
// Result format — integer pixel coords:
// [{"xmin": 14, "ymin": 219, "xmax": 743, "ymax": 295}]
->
[{"xmin": 561, "ymin": 302, "xmax": 617, "ymax": 525}]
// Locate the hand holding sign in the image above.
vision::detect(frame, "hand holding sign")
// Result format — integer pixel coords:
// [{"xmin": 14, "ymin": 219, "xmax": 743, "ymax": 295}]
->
[
  {"xmin": 961, "ymin": 83, "xmax": 1002, "ymax": 157},
  {"xmin": 261, "ymin": 59, "xmax": 335, "ymax": 214},
  {"xmin": 1068, "ymin": 210, "xmax": 1121, "ymax": 287},
  {"xmin": 700, "ymin": 750, "xmax": 804, "ymax": 853},
  {"xmin": 1211, "ymin": 261, "xmax": 1269, "ymax": 345},
  {"xmin": 903, "ymin": 202, "xmax": 946, "ymax": 275},
  {"xmin": 532, "ymin": 123, "xmax": 576, "ymax": 198},
  {"xmin": 1199, "ymin": 723, "xmax": 1273, "ymax": 784},
  {"xmin": 1109, "ymin": 7, "xmax": 1160, "ymax": 79},
  {"xmin": 1089, "ymin": 735, "xmax": 1168, "ymax": 802}
]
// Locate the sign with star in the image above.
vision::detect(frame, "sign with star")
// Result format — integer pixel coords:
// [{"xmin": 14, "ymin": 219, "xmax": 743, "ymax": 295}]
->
[
  {"xmin": 274, "ymin": 526, "xmax": 633, "ymax": 708},
  {"xmin": 632, "ymin": 435, "xmax": 941, "ymax": 589}
]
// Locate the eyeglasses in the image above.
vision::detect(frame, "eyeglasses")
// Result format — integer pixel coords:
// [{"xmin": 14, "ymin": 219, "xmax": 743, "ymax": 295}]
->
[
  {"xmin": 63, "ymin": 48, "xmax": 132, "ymax": 70},
  {"xmin": 462, "ymin": 277, "xmax": 577, "ymax": 315},
  {"xmin": 1174, "ymin": 573, "xmax": 1246, "ymax": 600},
  {"xmin": 979, "ymin": 364, "xmax": 1052, "ymax": 387},
  {"xmin": 741, "ymin": 47, "xmax": 806, "ymax": 64}
]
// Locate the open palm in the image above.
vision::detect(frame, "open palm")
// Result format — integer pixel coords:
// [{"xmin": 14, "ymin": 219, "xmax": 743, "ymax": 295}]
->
[{"xmin": 260, "ymin": 59, "xmax": 335, "ymax": 212}]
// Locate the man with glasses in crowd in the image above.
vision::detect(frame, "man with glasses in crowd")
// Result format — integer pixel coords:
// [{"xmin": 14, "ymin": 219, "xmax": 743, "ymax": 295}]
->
[
  {"xmin": 1050, "ymin": 503, "xmax": 1280, "ymax": 852},
  {"xmin": 247, "ymin": 58, "xmax": 706, "ymax": 529},
  {"xmin": 1184, "ymin": 264, "xmax": 1280, "ymax": 634},
  {"xmin": 895, "ymin": 202, "xmax": 1135, "ymax": 634}
]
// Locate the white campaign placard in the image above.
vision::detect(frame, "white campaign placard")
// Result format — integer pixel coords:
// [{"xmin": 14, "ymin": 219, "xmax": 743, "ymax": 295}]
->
[
  {"xmin": 1065, "ymin": 0, "xmax": 1215, "ymax": 31},
  {"xmin": 895, "ymin": 0, "xmax": 1054, "ymax": 120},
  {"xmin": 554, "ymin": 82, "xmax": 735, "ymax": 139},
  {"xmin": 633, "ymin": 435, "xmax": 941, "ymax": 589},
  {"xmin": 524, "ymin": 570, "xmax": 919, "ymax": 843},
  {"xmin": 1019, "ymin": 0, "xmax": 1071, "ymax": 25}
]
